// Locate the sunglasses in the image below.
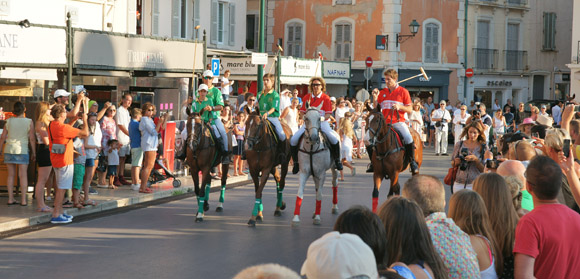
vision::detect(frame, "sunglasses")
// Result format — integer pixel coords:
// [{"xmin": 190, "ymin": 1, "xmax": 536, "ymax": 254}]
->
[
  {"xmin": 148, "ymin": 109, "xmax": 155, "ymax": 112},
  {"xmin": 249, "ymin": 99, "xmax": 256, "ymax": 101},
  {"xmin": 312, "ymin": 83, "xmax": 322, "ymax": 87},
  {"xmin": 204, "ymin": 77, "xmax": 212, "ymax": 79}
]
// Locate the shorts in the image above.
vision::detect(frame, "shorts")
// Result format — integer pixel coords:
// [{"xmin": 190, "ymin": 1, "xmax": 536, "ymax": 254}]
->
[
  {"xmin": 131, "ymin": 148, "xmax": 144, "ymax": 167},
  {"xmin": 55, "ymin": 164, "xmax": 74, "ymax": 190},
  {"xmin": 85, "ymin": 158, "xmax": 95, "ymax": 167},
  {"xmin": 107, "ymin": 165, "xmax": 118, "ymax": 177},
  {"xmin": 3, "ymin": 153, "xmax": 29, "ymax": 165},
  {"xmin": 37, "ymin": 144, "xmax": 52, "ymax": 167},
  {"xmin": 119, "ymin": 144, "xmax": 131, "ymax": 156},
  {"xmin": 73, "ymin": 164, "xmax": 86, "ymax": 190},
  {"xmin": 234, "ymin": 139, "xmax": 244, "ymax": 155}
]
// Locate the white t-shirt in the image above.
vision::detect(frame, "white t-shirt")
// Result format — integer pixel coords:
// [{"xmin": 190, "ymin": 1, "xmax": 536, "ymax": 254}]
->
[
  {"xmin": 335, "ymin": 106, "xmax": 350, "ymax": 126},
  {"xmin": 108, "ymin": 149, "xmax": 119, "ymax": 165},
  {"xmin": 115, "ymin": 105, "xmax": 131, "ymax": 145},
  {"xmin": 432, "ymin": 109, "xmax": 452, "ymax": 132},
  {"xmin": 222, "ymin": 77, "xmax": 231, "ymax": 95}
]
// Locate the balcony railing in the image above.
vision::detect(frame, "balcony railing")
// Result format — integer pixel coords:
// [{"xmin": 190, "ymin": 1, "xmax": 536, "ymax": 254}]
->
[
  {"xmin": 504, "ymin": 50, "xmax": 527, "ymax": 71},
  {"xmin": 506, "ymin": 0, "xmax": 527, "ymax": 6},
  {"xmin": 474, "ymin": 48, "xmax": 499, "ymax": 70}
]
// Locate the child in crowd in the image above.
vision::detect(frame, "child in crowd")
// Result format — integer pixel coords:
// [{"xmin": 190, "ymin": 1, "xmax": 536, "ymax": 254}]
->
[
  {"xmin": 339, "ymin": 114, "xmax": 356, "ymax": 180},
  {"xmin": 72, "ymin": 123, "xmax": 87, "ymax": 209},
  {"xmin": 233, "ymin": 112, "xmax": 246, "ymax": 176},
  {"xmin": 129, "ymin": 108, "xmax": 143, "ymax": 191},
  {"xmin": 107, "ymin": 139, "xmax": 120, "ymax": 189}
]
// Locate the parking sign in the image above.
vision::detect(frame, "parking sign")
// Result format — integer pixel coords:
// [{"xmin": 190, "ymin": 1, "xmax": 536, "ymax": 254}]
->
[{"xmin": 211, "ymin": 58, "xmax": 220, "ymax": 76}]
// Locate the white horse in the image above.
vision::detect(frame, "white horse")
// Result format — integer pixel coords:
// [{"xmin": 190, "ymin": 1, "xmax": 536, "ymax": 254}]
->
[{"xmin": 292, "ymin": 106, "xmax": 339, "ymax": 226}]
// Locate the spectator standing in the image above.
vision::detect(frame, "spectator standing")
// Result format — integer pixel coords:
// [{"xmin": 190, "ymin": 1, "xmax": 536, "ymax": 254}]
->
[
  {"xmin": 530, "ymin": 106, "xmax": 540, "ymax": 121},
  {"xmin": 515, "ymin": 102, "xmax": 526, "ymax": 126},
  {"xmin": 409, "ymin": 101, "xmax": 424, "ymax": 140},
  {"xmin": 239, "ymin": 93, "xmax": 256, "ymax": 113},
  {"xmin": 492, "ymin": 99, "xmax": 501, "ymax": 112},
  {"xmin": 493, "ymin": 109, "xmax": 507, "ymax": 139},
  {"xmin": 220, "ymin": 70, "xmax": 234, "ymax": 101},
  {"xmin": 82, "ymin": 112, "xmax": 101, "ymax": 206},
  {"xmin": 279, "ymin": 89, "xmax": 291, "ymax": 112},
  {"xmin": 334, "ymin": 97, "xmax": 352, "ymax": 131},
  {"xmin": 514, "ymin": 156, "xmax": 580, "ymax": 279},
  {"xmin": 503, "ymin": 99, "xmax": 515, "ymax": 115},
  {"xmin": 114, "ymin": 93, "xmax": 132, "ymax": 186},
  {"xmin": 106, "ymin": 139, "xmax": 120, "ymax": 189},
  {"xmin": 497, "ymin": 160, "xmax": 534, "ymax": 213},
  {"xmin": 479, "ymin": 104, "xmax": 493, "ymax": 145},
  {"xmin": 139, "ymin": 102, "xmax": 167, "ymax": 193},
  {"xmin": 402, "ymin": 174, "xmax": 479, "ymax": 279},
  {"xmin": 72, "ymin": 124, "xmax": 87, "ymax": 209},
  {"xmin": 504, "ymin": 106, "xmax": 515, "ymax": 133},
  {"xmin": 232, "ymin": 112, "xmax": 246, "ymax": 176},
  {"xmin": 338, "ymin": 115, "xmax": 356, "ymax": 180},
  {"xmin": 539, "ymin": 105, "xmax": 549, "ymax": 116},
  {"xmin": 552, "ymin": 101, "xmax": 563, "ymax": 125},
  {"xmin": 53, "ymin": 89, "xmax": 83, "ymax": 120},
  {"xmin": 425, "ymin": 97, "xmax": 436, "ymax": 148},
  {"xmin": 88, "ymin": 100, "xmax": 111, "ymax": 122},
  {"xmin": 34, "ymin": 102, "xmax": 54, "ymax": 212},
  {"xmin": 291, "ymin": 89, "xmax": 302, "ymax": 106},
  {"xmin": 468, "ymin": 100, "xmax": 477, "ymax": 112},
  {"xmin": 352, "ymin": 101, "xmax": 365, "ymax": 158},
  {"xmin": 450, "ymin": 121, "xmax": 489, "ymax": 192},
  {"xmin": 0, "ymin": 101, "xmax": 36, "ymax": 206},
  {"xmin": 431, "ymin": 100, "xmax": 451, "ymax": 156},
  {"xmin": 280, "ymin": 97, "xmax": 300, "ymax": 134},
  {"xmin": 452, "ymin": 105, "xmax": 470, "ymax": 144},
  {"xmin": 48, "ymin": 103, "xmax": 89, "ymax": 224},
  {"xmin": 129, "ymin": 108, "xmax": 143, "ymax": 191},
  {"xmin": 99, "ymin": 105, "xmax": 117, "ymax": 187}
]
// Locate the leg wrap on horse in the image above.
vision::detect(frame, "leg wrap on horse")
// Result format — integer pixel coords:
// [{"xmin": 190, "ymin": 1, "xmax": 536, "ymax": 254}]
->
[
  {"xmin": 219, "ymin": 185, "xmax": 226, "ymax": 203},
  {"xmin": 315, "ymin": 200, "xmax": 322, "ymax": 215},
  {"xmin": 197, "ymin": 196, "xmax": 204, "ymax": 214},
  {"xmin": 294, "ymin": 196, "xmax": 303, "ymax": 215},
  {"xmin": 332, "ymin": 186, "xmax": 338, "ymax": 205},
  {"xmin": 204, "ymin": 184, "xmax": 211, "ymax": 202},
  {"xmin": 372, "ymin": 188, "xmax": 379, "ymax": 213},
  {"xmin": 276, "ymin": 185, "xmax": 283, "ymax": 208},
  {"xmin": 259, "ymin": 200, "xmax": 264, "ymax": 213},
  {"xmin": 252, "ymin": 198, "xmax": 262, "ymax": 216}
]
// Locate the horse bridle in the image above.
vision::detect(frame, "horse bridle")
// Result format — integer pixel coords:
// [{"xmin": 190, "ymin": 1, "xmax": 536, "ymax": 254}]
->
[{"xmin": 245, "ymin": 116, "xmax": 275, "ymax": 152}]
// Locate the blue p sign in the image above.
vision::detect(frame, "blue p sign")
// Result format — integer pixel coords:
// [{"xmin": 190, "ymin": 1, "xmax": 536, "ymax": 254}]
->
[{"xmin": 211, "ymin": 58, "xmax": 220, "ymax": 77}]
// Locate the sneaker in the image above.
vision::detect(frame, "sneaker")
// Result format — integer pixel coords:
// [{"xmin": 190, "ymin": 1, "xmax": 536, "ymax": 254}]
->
[
  {"xmin": 89, "ymin": 187, "xmax": 98, "ymax": 195},
  {"xmin": 62, "ymin": 213, "xmax": 74, "ymax": 220},
  {"xmin": 97, "ymin": 184, "xmax": 109, "ymax": 188},
  {"xmin": 441, "ymin": 153, "xmax": 449, "ymax": 156},
  {"xmin": 51, "ymin": 214, "xmax": 72, "ymax": 224},
  {"xmin": 131, "ymin": 184, "xmax": 141, "ymax": 191}
]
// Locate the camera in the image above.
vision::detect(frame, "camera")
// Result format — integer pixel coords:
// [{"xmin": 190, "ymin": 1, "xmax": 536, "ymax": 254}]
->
[
  {"xmin": 435, "ymin": 121, "xmax": 442, "ymax": 127},
  {"xmin": 486, "ymin": 146, "xmax": 500, "ymax": 169},
  {"xmin": 459, "ymin": 147, "xmax": 469, "ymax": 171}
]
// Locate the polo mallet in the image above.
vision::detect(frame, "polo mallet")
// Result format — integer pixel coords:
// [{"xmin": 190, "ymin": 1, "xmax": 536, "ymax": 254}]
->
[
  {"xmin": 267, "ymin": 44, "xmax": 284, "ymax": 75},
  {"xmin": 314, "ymin": 52, "xmax": 323, "ymax": 76},
  {"xmin": 397, "ymin": 67, "xmax": 429, "ymax": 84},
  {"xmin": 192, "ymin": 25, "xmax": 201, "ymax": 80}
]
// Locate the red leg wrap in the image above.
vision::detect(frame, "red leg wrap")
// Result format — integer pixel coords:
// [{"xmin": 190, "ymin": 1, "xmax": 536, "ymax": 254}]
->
[
  {"xmin": 315, "ymin": 200, "xmax": 322, "ymax": 215},
  {"xmin": 294, "ymin": 197, "xmax": 303, "ymax": 215},
  {"xmin": 332, "ymin": 187, "xmax": 338, "ymax": 205},
  {"xmin": 372, "ymin": 197, "xmax": 379, "ymax": 213}
]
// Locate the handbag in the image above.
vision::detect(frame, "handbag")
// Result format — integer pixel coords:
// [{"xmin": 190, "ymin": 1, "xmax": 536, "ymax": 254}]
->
[
  {"xmin": 444, "ymin": 166, "xmax": 458, "ymax": 186},
  {"xmin": 48, "ymin": 122, "xmax": 69, "ymax": 154}
]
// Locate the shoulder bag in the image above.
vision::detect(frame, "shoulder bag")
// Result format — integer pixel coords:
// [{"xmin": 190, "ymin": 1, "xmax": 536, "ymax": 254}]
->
[
  {"xmin": 48, "ymin": 122, "xmax": 70, "ymax": 154},
  {"xmin": 444, "ymin": 140, "xmax": 463, "ymax": 186}
]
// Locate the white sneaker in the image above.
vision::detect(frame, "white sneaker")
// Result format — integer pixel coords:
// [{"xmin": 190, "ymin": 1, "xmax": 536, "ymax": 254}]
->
[
  {"xmin": 97, "ymin": 184, "xmax": 109, "ymax": 188},
  {"xmin": 131, "ymin": 184, "xmax": 140, "ymax": 191}
]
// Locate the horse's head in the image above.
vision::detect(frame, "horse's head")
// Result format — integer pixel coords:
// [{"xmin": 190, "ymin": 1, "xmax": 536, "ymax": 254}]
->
[
  {"xmin": 365, "ymin": 105, "xmax": 386, "ymax": 145},
  {"xmin": 244, "ymin": 107, "xmax": 264, "ymax": 150},
  {"xmin": 303, "ymin": 107, "xmax": 322, "ymax": 143}
]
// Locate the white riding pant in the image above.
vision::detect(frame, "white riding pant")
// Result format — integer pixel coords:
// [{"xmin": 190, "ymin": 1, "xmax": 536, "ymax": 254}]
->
[
  {"xmin": 212, "ymin": 119, "xmax": 228, "ymax": 151},
  {"xmin": 268, "ymin": 117, "xmax": 286, "ymax": 141},
  {"xmin": 291, "ymin": 121, "xmax": 338, "ymax": 146},
  {"xmin": 364, "ymin": 121, "xmax": 413, "ymax": 145}
]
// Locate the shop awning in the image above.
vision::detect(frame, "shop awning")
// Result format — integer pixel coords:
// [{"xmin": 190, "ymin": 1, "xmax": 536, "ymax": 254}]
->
[
  {"xmin": 324, "ymin": 78, "xmax": 349, "ymax": 85},
  {"xmin": 0, "ymin": 68, "xmax": 58, "ymax": 81},
  {"xmin": 280, "ymin": 76, "xmax": 312, "ymax": 85}
]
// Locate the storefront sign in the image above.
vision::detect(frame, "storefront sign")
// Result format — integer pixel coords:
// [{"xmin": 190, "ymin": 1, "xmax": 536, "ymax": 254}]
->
[
  {"xmin": 322, "ymin": 61, "xmax": 350, "ymax": 79},
  {"xmin": 0, "ymin": 23, "xmax": 66, "ymax": 66},
  {"xmin": 0, "ymin": 85, "xmax": 33, "ymax": 96},
  {"xmin": 74, "ymin": 30, "xmax": 204, "ymax": 72},
  {"xmin": 251, "ymin": 52, "xmax": 268, "ymax": 65},
  {"xmin": 486, "ymin": 80, "xmax": 513, "ymax": 87},
  {"xmin": 212, "ymin": 56, "xmax": 275, "ymax": 79},
  {"xmin": 280, "ymin": 57, "xmax": 322, "ymax": 85}
]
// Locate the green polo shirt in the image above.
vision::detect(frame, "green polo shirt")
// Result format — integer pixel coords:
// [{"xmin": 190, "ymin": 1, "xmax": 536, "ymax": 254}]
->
[
  {"xmin": 258, "ymin": 89, "xmax": 280, "ymax": 118},
  {"xmin": 191, "ymin": 97, "xmax": 215, "ymax": 124},
  {"xmin": 196, "ymin": 85, "xmax": 224, "ymax": 120}
]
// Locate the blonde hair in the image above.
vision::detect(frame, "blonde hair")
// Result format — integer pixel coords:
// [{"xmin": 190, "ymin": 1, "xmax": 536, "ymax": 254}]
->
[
  {"xmin": 339, "ymin": 117, "xmax": 355, "ymax": 141},
  {"xmin": 35, "ymin": 101, "xmax": 51, "ymax": 127},
  {"xmin": 544, "ymin": 128, "xmax": 571, "ymax": 151},
  {"xmin": 384, "ymin": 69, "xmax": 398, "ymax": 80},
  {"xmin": 308, "ymin": 77, "xmax": 326, "ymax": 92}
]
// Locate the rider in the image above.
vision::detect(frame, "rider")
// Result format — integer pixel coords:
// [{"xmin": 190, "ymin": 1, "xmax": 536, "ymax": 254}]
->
[
  {"xmin": 257, "ymin": 73, "xmax": 287, "ymax": 163},
  {"xmin": 290, "ymin": 77, "xmax": 343, "ymax": 174},
  {"xmin": 366, "ymin": 69, "xmax": 419, "ymax": 174},
  {"xmin": 194, "ymin": 70, "xmax": 231, "ymax": 164},
  {"xmin": 191, "ymin": 84, "xmax": 214, "ymax": 123}
]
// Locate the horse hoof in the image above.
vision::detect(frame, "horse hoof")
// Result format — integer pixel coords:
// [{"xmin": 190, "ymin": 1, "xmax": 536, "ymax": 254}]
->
[
  {"xmin": 247, "ymin": 219, "xmax": 256, "ymax": 227},
  {"xmin": 204, "ymin": 202, "xmax": 210, "ymax": 212},
  {"xmin": 256, "ymin": 215, "xmax": 263, "ymax": 222},
  {"xmin": 280, "ymin": 201, "xmax": 286, "ymax": 210},
  {"xmin": 313, "ymin": 215, "xmax": 321, "ymax": 225},
  {"xmin": 292, "ymin": 215, "xmax": 300, "ymax": 226},
  {"xmin": 312, "ymin": 212, "xmax": 316, "ymax": 219},
  {"xmin": 216, "ymin": 206, "xmax": 223, "ymax": 212},
  {"xmin": 332, "ymin": 207, "xmax": 339, "ymax": 215},
  {"xmin": 274, "ymin": 210, "xmax": 282, "ymax": 217},
  {"xmin": 195, "ymin": 217, "xmax": 203, "ymax": 223}
]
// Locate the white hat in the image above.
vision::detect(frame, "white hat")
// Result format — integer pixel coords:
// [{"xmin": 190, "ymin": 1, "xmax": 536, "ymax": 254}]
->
[
  {"xmin": 301, "ymin": 231, "xmax": 378, "ymax": 279},
  {"xmin": 203, "ymin": 70, "xmax": 214, "ymax": 77},
  {"xmin": 330, "ymin": 96, "xmax": 337, "ymax": 102},
  {"xmin": 198, "ymin": 84, "xmax": 209, "ymax": 92},
  {"xmin": 439, "ymin": 100, "xmax": 446, "ymax": 105},
  {"xmin": 54, "ymin": 89, "xmax": 71, "ymax": 98},
  {"xmin": 536, "ymin": 114, "xmax": 553, "ymax": 127}
]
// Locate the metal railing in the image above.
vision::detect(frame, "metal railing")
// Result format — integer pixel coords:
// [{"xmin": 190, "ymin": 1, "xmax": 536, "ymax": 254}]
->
[
  {"xmin": 506, "ymin": 0, "xmax": 527, "ymax": 6},
  {"xmin": 504, "ymin": 50, "xmax": 527, "ymax": 71},
  {"xmin": 474, "ymin": 48, "xmax": 499, "ymax": 70}
]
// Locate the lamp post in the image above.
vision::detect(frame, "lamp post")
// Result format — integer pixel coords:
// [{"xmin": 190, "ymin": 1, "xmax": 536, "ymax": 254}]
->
[
  {"xmin": 257, "ymin": 0, "xmax": 265, "ymax": 93},
  {"xmin": 396, "ymin": 19, "xmax": 420, "ymax": 47}
]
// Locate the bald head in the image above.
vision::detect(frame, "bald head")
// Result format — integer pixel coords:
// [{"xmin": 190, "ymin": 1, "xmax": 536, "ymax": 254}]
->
[
  {"xmin": 515, "ymin": 141, "xmax": 537, "ymax": 161},
  {"xmin": 497, "ymin": 160, "xmax": 526, "ymax": 186},
  {"xmin": 402, "ymin": 175, "xmax": 445, "ymax": 217}
]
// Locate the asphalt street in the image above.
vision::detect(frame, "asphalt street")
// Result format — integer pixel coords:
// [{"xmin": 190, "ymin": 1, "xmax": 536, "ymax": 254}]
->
[{"xmin": 0, "ymin": 146, "xmax": 452, "ymax": 279}]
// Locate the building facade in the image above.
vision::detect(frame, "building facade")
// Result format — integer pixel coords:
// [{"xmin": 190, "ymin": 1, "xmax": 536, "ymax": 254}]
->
[{"xmin": 567, "ymin": 1, "xmax": 580, "ymax": 99}]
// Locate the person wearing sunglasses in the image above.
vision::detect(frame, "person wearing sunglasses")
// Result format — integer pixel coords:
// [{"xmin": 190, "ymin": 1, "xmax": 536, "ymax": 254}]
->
[
  {"xmin": 290, "ymin": 77, "xmax": 343, "ymax": 174},
  {"xmin": 197, "ymin": 70, "xmax": 231, "ymax": 164}
]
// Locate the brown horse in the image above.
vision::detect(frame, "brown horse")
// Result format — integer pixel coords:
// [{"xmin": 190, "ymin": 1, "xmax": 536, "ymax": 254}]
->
[
  {"xmin": 186, "ymin": 113, "xmax": 230, "ymax": 222},
  {"xmin": 365, "ymin": 105, "xmax": 423, "ymax": 213},
  {"xmin": 244, "ymin": 107, "xmax": 292, "ymax": 227}
]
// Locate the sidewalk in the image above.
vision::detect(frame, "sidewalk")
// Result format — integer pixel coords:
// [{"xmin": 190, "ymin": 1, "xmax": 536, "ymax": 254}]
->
[{"xmin": 0, "ymin": 173, "xmax": 251, "ymax": 234}]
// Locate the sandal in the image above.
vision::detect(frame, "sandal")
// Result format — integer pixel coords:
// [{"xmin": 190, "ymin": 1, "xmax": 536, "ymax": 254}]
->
[
  {"xmin": 74, "ymin": 203, "xmax": 85, "ymax": 209},
  {"xmin": 139, "ymin": 188, "xmax": 153, "ymax": 193},
  {"xmin": 7, "ymin": 201, "xmax": 19, "ymax": 206},
  {"xmin": 62, "ymin": 201, "xmax": 73, "ymax": 208},
  {"xmin": 37, "ymin": 205, "xmax": 53, "ymax": 212},
  {"xmin": 83, "ymin": 199, "xmax": 97, "ymax": 206},
  {"xmin": 108, "ymin": 185, "xmax": 117, "ymax": 190}
]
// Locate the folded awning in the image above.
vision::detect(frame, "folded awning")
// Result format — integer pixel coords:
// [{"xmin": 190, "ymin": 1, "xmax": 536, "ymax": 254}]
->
[
  {"xmin": 280, "ymin": 76, "xmax": 311, "ymax": 85},
  {"xmin": 76, "ymin": 69, "xmax": 131, "ymax": 77},
  {"xmin": 324, "ymin": 78, "xmax": 349, "ymax": 85},
  {"xmin": 0, "ymin": 68, "xmax": 58, "ymax": 81}
]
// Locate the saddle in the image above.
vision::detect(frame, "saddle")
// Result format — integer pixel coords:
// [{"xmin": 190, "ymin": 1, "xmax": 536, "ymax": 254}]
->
[{"xmin": 298, "ymin": 131, "xmax": 331, "ymax": 152}]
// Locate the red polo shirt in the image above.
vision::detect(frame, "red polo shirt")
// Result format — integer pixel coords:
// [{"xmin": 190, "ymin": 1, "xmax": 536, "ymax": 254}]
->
[
  {"xmin": 300, "ymin": 92, "xmax": 332, "ymax": 117},
  {"xmin": 377, "ymin": 85, "xmax": 412, "ymax": 123}
]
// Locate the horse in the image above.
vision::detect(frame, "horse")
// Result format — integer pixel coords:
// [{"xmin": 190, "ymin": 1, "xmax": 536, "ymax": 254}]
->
[
  {"xmin": 244, "ymin": 107, "xmax": 292, "ymax": 227},
  {"xmin": 186, "ymin": 112, "xmax": 231, "ymax": 222},
  {"xmin": 365, "ymin": 104, "xmax": 423, "ymax": 213},
  {"xmin": 292, "ymin": 106, "xmax": 339, "ymax": 226}
]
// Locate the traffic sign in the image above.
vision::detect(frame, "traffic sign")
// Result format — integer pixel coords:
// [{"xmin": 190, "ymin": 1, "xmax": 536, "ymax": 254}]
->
[
  {"xmin": 364, "ymin": 67, "xmax": 374, "ymax": 80},
  {"xmin": 211, "ymin": 58, "xmax": 220, "ymax": 76},
  {"xmin": 365, "ymin": 57, "xmax": 373, "ymax": 68},
  {"xmin": 375, "ymin": 35, "xmax": 387, "ymax": 50},
  {"xmin": 465, "ymin": 68, "xmax": 474, "ymax": 78}
]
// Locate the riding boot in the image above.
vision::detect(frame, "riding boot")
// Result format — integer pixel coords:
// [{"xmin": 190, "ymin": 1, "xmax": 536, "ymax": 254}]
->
[
  {"xmin": 331, "ymin": 142, "xmax": 343, "ymax": 171},
  {"xmin": 405, "ymin": 143, "xmax": 419, "ymax": 175},
  {"xmin": 366, "ymin": 145, "xmax": 374, "ymax": 173},
  {"xmin": 277, "ymin": 139, "xmax": 287, "ymax": 165},
  {"xmin": 291, "ymin": 145, "xmax": 300, "ymax": 174}
]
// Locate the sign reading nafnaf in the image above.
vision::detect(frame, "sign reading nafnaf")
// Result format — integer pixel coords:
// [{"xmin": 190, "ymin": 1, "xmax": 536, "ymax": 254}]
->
[
  {"xmin": 323, "ymin": 61, "xmax": 350, "ymax": 79},
  {"xmin": 280, "ymin": 57, "xmax": 321, "ymax": 77},
  {"xmin": 0, "ymin": 24, "xmax": 66, "ymax": 66},
  {"xmin": 74, "ymin": 30, "xmax": 204, "ymax": 72}
]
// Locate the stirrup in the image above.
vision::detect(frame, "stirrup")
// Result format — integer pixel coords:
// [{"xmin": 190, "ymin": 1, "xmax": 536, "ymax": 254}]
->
[{"xmin": 410, "ymin": 161, "xmax": 419, "ymax": 174}]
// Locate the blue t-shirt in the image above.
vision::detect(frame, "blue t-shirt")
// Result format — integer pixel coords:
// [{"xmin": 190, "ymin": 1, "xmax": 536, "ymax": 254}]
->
[{"xmin": 129, "ymin": 119, "xmax": 141, "ymax": 148}]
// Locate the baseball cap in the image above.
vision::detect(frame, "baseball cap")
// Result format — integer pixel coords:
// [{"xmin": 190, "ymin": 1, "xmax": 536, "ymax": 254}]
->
[
  {"xmin": 89, "ymin": 100, "xmax": 98, "ymax": 108},
  {"xmin": 541, "ymin": 104, "xmax": 547, "ymax": 109},
  {"xmin": 330, "ymin": 96, "xmax": 337, "ymax": 102},
  {"xmin": 54, "ymin": 89, "xmax": 71, "ymax": 98},
  {"xmin": 198, "ymin": 84, "xmax": 209, "ymax": 91},
  {"xmin": 301, "ymin": 231, "xmax": 378, "ymax": 279},
  {"xmin": 203, "ymin": 70, "xmax": 213, "ymax": 78},
  {"xmin": 440, "ymin": 100, "xmax": 446, "ymax": 105}
]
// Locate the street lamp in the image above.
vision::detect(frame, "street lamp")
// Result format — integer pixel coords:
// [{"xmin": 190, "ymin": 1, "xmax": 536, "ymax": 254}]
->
[{"xmin": 396, "ymin": 19, "xmax": 420, "ymax": 47}]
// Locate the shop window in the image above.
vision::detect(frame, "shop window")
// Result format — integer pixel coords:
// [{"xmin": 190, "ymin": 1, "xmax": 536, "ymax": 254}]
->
[
  {"xmin": 543, "ymin": 12, "xmax": 556, "ymax": 51},
  {"xmin": 424, "ymin": 22, "xmax": 440, "ymax": 63},
  {"xmin": 334, "ymin": 0, "xmax": 354, "ymax": 4},
  {"xmin": 334, "ymin": 22, "xmax": 352, "ymax": 61},
  {"xmin": 286, "ymin": 22, "xmax": 304, "ymax": 58},
  {"xmin": 211, "ymin": 0, "xmax": 236, "ymax": 46}
]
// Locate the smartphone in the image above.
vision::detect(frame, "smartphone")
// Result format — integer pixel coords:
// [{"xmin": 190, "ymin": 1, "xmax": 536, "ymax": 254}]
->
[
  {"xmin": 532, "ymin": 132, "xmax": 539, "ymax": 138},
  {"xmin": 563, "ymin": 139, "xmax": 571, "ymax": 157},
  {"xmin": 491, "ymin": 146, "xmax": 498, "ymax": 157},
  {"xmin": 575, "ymin": 106, "xmax": 580, "ymax": 112}
]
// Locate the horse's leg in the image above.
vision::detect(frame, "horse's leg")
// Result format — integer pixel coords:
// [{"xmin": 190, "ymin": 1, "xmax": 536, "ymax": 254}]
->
[
  {"xmin": 195, "ymin": 168, "xmax": 211, "ymax": 222},
  {"xmin": 292, "ymin": 171, "xmax": 309, "ymax": 226},
  {"xmin": 192, "ymin": 167, "xmax": 203, "ymax": 222},
  {"xmin": 331, "ymin": 168, "xmax": 339, "ymax": 214},
  {"xmin": 312, "ymin": 173, "xmax": 325, "ymax": 225},
  {"xmin": 272, "ymin": 167, "xmax": 284, "ymax": 217},
  {"xmin": 248, "ymin": 166, "xmax": 270, "ymax": 226},
  {"xmin": 247, "ymin": 166, "xmax": 260, "ymax": 227},
  {"xmin": 277, "ymin": 159, "xmax": 289, "ymax": 213},
  {"xmin": 202, "ymin": 167, "xmax": 211, "ymax": 211},
  {"xmin": 216, "ymin": 163, "xmax": 228, "ymax": 212},
  {"xmin": 388, "ymin": 171, "xmax": 401, "ymax": 196},
  {"xmin": 372, "ymin": 172, "xmax": 383, "ymax": 213}
]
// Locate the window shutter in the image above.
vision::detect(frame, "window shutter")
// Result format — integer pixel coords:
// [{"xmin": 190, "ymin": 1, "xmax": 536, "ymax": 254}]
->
[
  {"xmin": 228, "ymin": 3, "xmax": 236, "ymax": 46},
  {"xmin": 287, "ymin": 25, "xmax": 294, "ymax": 56},
  {"xmin": 171, "ymin": 0, "xmax": 180, "ymax": 38},
  {"xmin": 550, "ymin": 13, "xmax": 556, "ymax": 49},
  {"xmin": 425, "ymin": 25, "xmax": 432, "ymax": 61},
  {"xmin": 194, "ymin": 0, "xmax": 200, "ymax": 40},
  {"xmin": 432, "ymin": 25, "xmax": 438, "ymax": 62},
  {"xmin": 336, "ymin": 25, "xmax": 343, "ymax": 59},
  {"xmin": 152, "ymin": 0, "xmax": 160, "ymax": 36},
  {"xmin": 295, "ymin": 25, "xmax": 302, "ymax": 57},
  {"xmin": 210, "ymin": 0, "xmax": 218, "ymax": 44},
  {"xmin": 344, "ymin": 24, "xmax": 351, "ymax": 59}
]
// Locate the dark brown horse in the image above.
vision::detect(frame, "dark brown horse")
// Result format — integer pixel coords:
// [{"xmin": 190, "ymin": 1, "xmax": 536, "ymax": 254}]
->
[
  {"xmin": 244, "ymin": 107, "xmax": 292, "ymax": 227},
  {"xmin": 186, "ymin": 113, "xmax": 230, "ymax": 222},
  {"xmin": 365, "ymin": 105, "xmax": 423, "ymax": 213}
]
